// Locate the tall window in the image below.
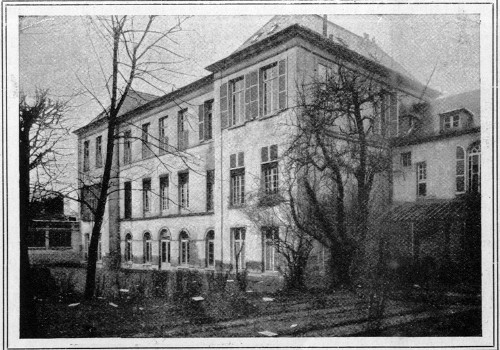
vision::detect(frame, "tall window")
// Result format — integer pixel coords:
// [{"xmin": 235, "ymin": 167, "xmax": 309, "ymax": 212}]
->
[
  {"xmin": 468, "ymin": 142, "xmax": 480, "ymax": 193},
  {"xmin": 141, "ymin": 122, "xmax": 151, "ymax": 159},
  {"xmin": 199, "ymin": 100, "xmax": 213, "ymax": 141},
  {"xmin": 206, "ymin": 170, "xmax": 214, "ymax": 212},
  {"xmin": 83, "ymin": 140, "xmax": 90, "ymax": 172},
  {"xmin": 160, "ymin": 175, "xmax": 169, "ymax": 211},
  {"xmin": 142, "ymin": 178, "xmax": 151, "ymax": 214},
  {"xmin": 178, "ymin": 172, "xmax": 189, "ymax": 209},
  {"xmin": 206, "ymin": 230, "xmax": 215, "ymax": 268},
  {"xmin": 95, "ymin": 136, "xmax": 103, "ymax": 168},
  {"xmin": 262, "ymin": 60, "xmax": 287, "ymax": 115},
  {"xmin": 261, "ymin": 145, "xmax": 279, "ymax": 194},
  {"xmin": 160, "ymin": 230, "xmax": 171, "ymax": 264},
  {"xmin": 401, "ymin": 152, "xmax": 412, "ymax": 167},
  {"xmin": 123, "ymin": 130, "xmax": 132, "ymax": 165},
  {"xmin": 177, "ymin": 109, "xmax": 189, "ymax": 150},
  {"xmin": 125, "ymin": 233, "xmax": 132, "ymax": 263},
  {"xmin": 179, "ymin": 231, "xmax": 190, "ymax": 265},
  {"xmin": 124, "ymin": 181, "xmax": 132, "ymax": 219},
  {"xmin": 232, "ymin": 227, "xmax": 245, "ymax": 270},
  {"xmin": 143, "ymin": 232, "xmax": 152, "ymax": 264},
  {"xmin": 159, "ymin": 116, "xmax": 168, "ymax": 154},
  {"xmin": 231, "ymin": 78, "xmax": 245, "ymax": 126},
  {"xmin": 230, "ymin": 152, "xmax": 245, "ymax": 206},
  {"xmin": 263, "ymin": 227, "xmax": 279, "ymax": 271},
  {"xmin": 416, "ymin": 162, "xmax": 427, "ymax": 197},
  {"xmin": 456, "ymin": 147, "xmax": 465, "ymax": 193}
]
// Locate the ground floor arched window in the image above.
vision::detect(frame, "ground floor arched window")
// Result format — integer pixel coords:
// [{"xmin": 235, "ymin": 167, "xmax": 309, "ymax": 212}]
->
[
  {"xmin": 206, "ymin": 230, "xmax": 215, "ymax": 268},
  {"xmin": 468, "ymin": 142, "xmax": 480, "ymax": 193},
  {"xmin": 160, "ymin": 229, "xmax": 171, "ymax": 264},
  {"xmin": 125, "ymin": 233, "xmax": 132, "ymax": 262},
  {"xmin": 143, "ymin": 232, "xmax": 152, "ymax": 264},
  {"xmin": 179, "ymin": 231, "xmax": 190, "ymax": 265}
]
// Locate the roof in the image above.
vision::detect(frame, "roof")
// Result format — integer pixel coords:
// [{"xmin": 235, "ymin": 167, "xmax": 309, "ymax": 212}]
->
[
  {"xmin": 385, "ymin": 199, "xmax": 472, "ymax": 222},
  {"xmin": 232, "ymin": 15, "xmax": 415, "ymax": 80},
  {"xmin": 432, "ymin": 89, "xmax": 480, "ymax": 118}
]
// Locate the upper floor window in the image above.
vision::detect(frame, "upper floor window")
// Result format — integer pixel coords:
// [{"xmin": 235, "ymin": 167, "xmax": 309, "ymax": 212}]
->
[
  {"xmin": 160, "ymin": 175, "xmax": 169, "ymax": 212},
  {"xmin": 262, "ymin": 61, "xmax": 287, "ymax": 116},
  {"xmin": 206, "ymin": 170, "xmax": 215, "ymax": 212},
  {"xmin": 95, "ymin": 136, "xmax": 103, "ymax": 168},
  {"xmin": 317, "ymin": 63, "xmax": 333, "ymax": 84},
  {"xmin": 416, "ymin": 161, "xmax": 427, "ymax": 197},
  {"xmin": 456, "ymin": 147, "xmax": 465, "ymax": 194},
  {"xmin": 468, "ymin": 142, "xmax": 480, "ymax": 193},
  {"xmin": 83, "ymin": 140, "xmax": 90, "ymax": 172},
  {"xmin": 143, "ymin": 232, "xmax": 152, "ymax": 264},
  {"xmin": 142, "ymin": 122, "xmax": 152, "ymax": 159},
  {"xmin": 261, "ymin": 145, "xmax": 279, "ymax": 195},
  {"xmin": 159, "ymin": 116, "xmax": 168, "ymax": 155},
  {"xmin": 199, "ymin": 100, "xmax": 213, "ymax": 142},
  {"xmin": 230, "ymin": 152, "xmax": 245, "ymax": 206},
  {"xmin": 401, "ymin": 152, "xmax": 412, "ymax": 167},
  {"xmin": 123, "ymin": 130, "xmax": 132, "ymax": 165},
  {"xmin": 124, "ymin": 181, "xmax": 132, "ymax": 219},
  {"xmin": 177, "ymin": 109, "xmax": 189, "ymax": 150},
  {"xmin": 178, "ymin": 172, "xmax": 189, "ymax": 209},
  {"xmin": 142, "ymin": 178, "xmax": 151, "ymax": 214},
  {"xmin": 441, "ymin": 114, "xmax": 461, "ymax": 131},
  {"xmin": 231, "ymin": 77, "xmax": 245, "ymax": 126}
]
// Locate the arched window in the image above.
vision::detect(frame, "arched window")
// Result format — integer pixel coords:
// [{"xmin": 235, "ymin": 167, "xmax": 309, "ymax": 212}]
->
[
  {"xmin": 468, "ymin": 142, "xmax": 480, "ymax": 193},
  {"xmin": 125, "ymin": 233, "xmax": 132, "ymax": 263},
  {"xmin": 143, "ymin": 232, "xmax": 152, "ymax": 264},
  {"xmin": 179, "ymin": 231, "xmax": 190, "ymax": 265},
  {"xmin": 456, "ymin": 146, "xmax": 465, "ymax": 193},
  {"xmin": 206, "ymin": 230, "xmax": 215, "ymax": 268},
  {"xmin": 160, "ymin": 229, "xmax": 171, "ymax": 264}
]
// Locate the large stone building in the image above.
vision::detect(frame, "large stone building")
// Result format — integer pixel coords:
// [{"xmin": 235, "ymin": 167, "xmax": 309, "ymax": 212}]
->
[{"xmin": 74, "ymin": 15, "xmax": 477, "ymax": 280}]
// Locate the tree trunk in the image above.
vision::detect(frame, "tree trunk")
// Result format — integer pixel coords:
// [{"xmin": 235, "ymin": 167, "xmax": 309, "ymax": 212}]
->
[{"xmin": 19, "ymin": 127, "xmax": 37, "ymax": 337}]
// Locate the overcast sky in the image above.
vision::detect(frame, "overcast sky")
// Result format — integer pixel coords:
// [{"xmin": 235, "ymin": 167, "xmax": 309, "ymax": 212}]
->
[{"xmin": 20, "ymin": 14, "xmax": 480, "ymax": 129}]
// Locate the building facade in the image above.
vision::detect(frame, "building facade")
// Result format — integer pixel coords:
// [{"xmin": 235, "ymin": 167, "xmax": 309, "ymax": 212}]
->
[{"xmin": 75, "ymin": 15, "xmax": 468, "ymax": 279}]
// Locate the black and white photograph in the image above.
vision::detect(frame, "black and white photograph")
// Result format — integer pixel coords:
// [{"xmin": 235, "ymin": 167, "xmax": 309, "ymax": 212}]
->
[{"xmin": 3, "ymin": 1, "xmax": 497, "ymax": 348}]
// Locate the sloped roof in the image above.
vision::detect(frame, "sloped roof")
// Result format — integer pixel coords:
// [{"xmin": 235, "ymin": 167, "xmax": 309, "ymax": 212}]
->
[
  {"xmin": 234, "ymin": 15, "xmax": 414, "ymax": 80},
  {"xmin": 431, "ymin": 89, "xmax": 480, "ymax": 118},
  {"xmin": 386, "ymin": 199, "xmax": 470, "ymax": 222},
  {"xmin": 89, "ymin": 90, "xmax": 160, "ymax": 124}
]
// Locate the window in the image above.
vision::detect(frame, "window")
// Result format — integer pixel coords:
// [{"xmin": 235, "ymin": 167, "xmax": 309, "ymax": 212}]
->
[
  {"xmin": 468, "ymin": 142, "xmax": 480, "ymax": 193},
  {"xmin": 125, "ymin": 233, "xmax": 132, "ymax": 263},
  {"xmin": 401, "ymin": 152, "xmax": 412, "ymax": 167},
  {"xmin": 261, "ymin": 145, "xmax": 279, "ymax": 194},
  {"xmin": 142, "ymin": 123, "xmax": 151, "ymax": 159},
  {"xmin": 179, "ymin": 231, "xmax": 190, "ymax": 265},
  {"xmin": 199, "ymin": 100, "xmax": 213, "ymax": 141},
  {"xmin": 262, "ymin": 60, "xmax": 287, "ymax": 115},
  {"xmin": 142, "ymin": 178, "xmax": 151, "ymax": 214},
  {"xmin": 178, "ymin": 172, "xmax": 189, "ymax": 209},
  {"xmin": 206, "ymin": 230, "xmax": 215, "ymax": 268},
  {"xmin": 442, "ymin": 114, "xmax": 461, "ymax": 131},
  {"xmin": 27, "ymin": 230, "xmax": 45, "ymax": 248},
  {"xmin": 95, "ymin": 136, "xmax": 103, "ymax": 168},
  {"xmin": 159, "ymin": 116, "xmax": 168, "ymax": 154},
  {"xmin": 263, "ymin": 227, "xmax": 279, "ymax": 271},
  {"xmin": 83, "ymin": 140, "xmax": 90, "ymax": 172},
  {"xmin": 123, "ymin": 130, "xmax": 132, "ymax": 165},
  {"xmin": 160, "ymin": 230, "xmax": 171, "ymax": 264},
  {"xmin": 317, "ymin": 62, "xmax": 333, "ymax": 84},
  {"xmin": 206, "ymin": 170, "xmax": 215, "ymax": 212},
  {"xmin": 416, "ymin": 162, "xmax": 427, "ymax": 197},
  {"xmin": 81, "ymin": 183, "xmax": 100, "ymax": 221},
  {"xmin": 124, "ymin": 181, "xmax": 132, "ymax": 219},
  {"xmin": 456, "ymin": 147, "xmax": 465, "ymax": 193},
  {"xmin": 230, "ymin": 152, "xmax": 245, "ymax": 206},
  {"xmin": 177, "ymin": 109, "xmax": 189, "ymax": 150},
  {"xmin": 49, "ymin": 231, "xmax": 72, "ymax": 248},
  {"xmin": 231, "ymin": 77, "xmax": 245, "ymax": 126},
  {"xmin": 232, "ymin": 227, "xmax": 245, "ymax": 270},
  {"xmin": 160, "ymin": 175, "xmax": 169, "ymax": 211},
  {"xmin": 143, "ymin": 232, "xmax": 152, "ymax": 264}
]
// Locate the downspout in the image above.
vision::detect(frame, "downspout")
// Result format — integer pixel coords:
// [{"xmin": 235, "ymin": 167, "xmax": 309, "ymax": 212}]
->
[{"xmin": 220, "ymin": 122, "xmax": 224, "ymax": 271}]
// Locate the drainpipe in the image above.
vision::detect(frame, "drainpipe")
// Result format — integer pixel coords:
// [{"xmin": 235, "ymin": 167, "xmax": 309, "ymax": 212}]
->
[{"xmin": 220, "ymin": 91, "xmax": 224, "ymax": 272}]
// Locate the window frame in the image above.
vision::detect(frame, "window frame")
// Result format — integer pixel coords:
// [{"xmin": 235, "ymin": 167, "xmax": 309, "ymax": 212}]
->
[
  {"xmin": 206, "ymin": 170, "xmax": 215, "ymax": 212},
  {"xmin": 231, "ymin": 227, "xmax": 246, "ymax": 270},
  {"xmin": 229, "ymin": 152, "xmax": 245, "ymax": 207},
  {"xmin": 456, "ymin": 146, "xmax": 466, "ymax": 194},
  {"xmin": 160, "ymin": 175, "xmax": 169, "ymax": 212},
  {"xmin": 261, "ymin": 145, "xmax": 279, "ymax": 195},
  {"xmin": 95, "ymin": 135, "xmax": 103, "ymax": 168},
  {"xmin": 179, "ymin": 231, "xmax": 190, "ymax": 266},
  {"xmin": 142, "ymin": 178, "xmax": 152, "ymax": 214},
  {"xmin": 468, "ymin": 143, "xmax": 480, "ymax": 193},
  {"xmin": 401, "ymin": 152, "xmax": 412, "ymax": 167},
  {"xmin": 262, "ymin": 226, "xmax": 279, "ymax": 272},
  {"xmin": 83, "ymin": 140, "xmax": 90, "ymax": 172},
  {"xmin": 416, "ymin": 161, "xmax": 427, "ymax": 197},
  {"xmin": 143, "ymin": 232, "xmax": 152, "ymax": 264},
  {"xmin": 123, "ymin": 130, "xmax": 132, "ymax": 165},
  {"xmin": 159, "ymin": 116, "xmax": 169, "ymax": 155},
  {"xmin": 124, "ymin": 181, "xmax": 132, "ymax": 219},
  {"xmin": 141, "ymin": 122, "xmax": 151, "ymax": 159},
  {"xmin": 125, "ymin": 233, "xmax": 133, "ymax": 263},
  {"xmin": 178, "ymin": 172, "xmax": 189, "ymax": 210},
  {"xmin": 177, "ymin": 109, "xmax": 189, "ymax": 150},
  {"xmin": 230, "ymin": 77, "xmax": 245, "ymax": 127},
  {"xmin": 206, "ymin": 230, "xmax": 215, "ymax": 268}
]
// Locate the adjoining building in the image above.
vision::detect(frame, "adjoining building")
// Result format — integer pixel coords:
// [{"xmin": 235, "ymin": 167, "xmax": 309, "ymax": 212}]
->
[{"xmin": 73, "ymin": 15, "xmax": 479, "ymax": 283}]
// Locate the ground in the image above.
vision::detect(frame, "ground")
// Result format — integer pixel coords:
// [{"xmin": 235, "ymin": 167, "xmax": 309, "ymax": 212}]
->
[{"xmin": 35, "ymin": 287, "xmax": 481, "ymax": 338}]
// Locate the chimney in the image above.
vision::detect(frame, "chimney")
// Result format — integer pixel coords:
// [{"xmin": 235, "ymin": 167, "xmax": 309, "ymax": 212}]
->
[{"xmin": 323, "ymin": 15, "xmax": 328, "ymax": 37}]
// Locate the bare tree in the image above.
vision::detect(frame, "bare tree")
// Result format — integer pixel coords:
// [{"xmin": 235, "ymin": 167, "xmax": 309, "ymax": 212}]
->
[
  {"xmin": 19, "ymin": 89, "xmax": 69, "ymax": 337},
  {"xmin": 285, "ymin": 63, "xmax": 394, "ymax": 288},
  {"xmin": 74, "ymin": 15, "xmax": 191, "ymax": 300}
]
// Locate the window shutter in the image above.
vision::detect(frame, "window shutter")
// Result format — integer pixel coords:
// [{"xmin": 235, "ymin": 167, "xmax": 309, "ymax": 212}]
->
[
  {"xmin": 278, "ymin": 59, "xmax": 287, "ymax": 110},
  {"xmin": 198, "ymin": 104, "xmax": 204, "ymax": 141},
  {"xmin": 220, "ymin": 83, "xmax": 228, "ymax": 129},
  {"xmin": 388, "ymin": 92, "xmax": 398, "ymax": 137},
  {"xmin": 270, "ymin": 144, "xmax": 278, "ymax": 160},
  {"xmin": 238, "ymin": 152, "xmax": 244, "ymax": 167},
  {"xmin": 245, "ymin": 70, "xmax": 259, "ymax": 121},
  {"xmin": 230, "ymin": 154, "xmax": 236, "ymax": 169},
  {"xmin": 261, "ymin": 146, "xmax": 268, "ymax": 163}
]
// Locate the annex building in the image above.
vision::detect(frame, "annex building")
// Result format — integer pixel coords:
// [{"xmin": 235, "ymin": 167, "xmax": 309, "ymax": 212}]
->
[{"xmin": 74, "ymin": 15, "xmax": 480, "ymax": 281}]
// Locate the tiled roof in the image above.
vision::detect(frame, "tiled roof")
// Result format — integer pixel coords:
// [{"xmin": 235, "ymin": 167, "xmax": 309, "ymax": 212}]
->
[
  {"xmin": 234, "ymin": 15, "xmax": 414, "ymax": 80},
  {"xmin": 385, "ymin": 199, "xmax": 471, "ymax": 222},
  {"xmin": 431, "ymin": 89, "xmax": 480, "ymax": 118}
]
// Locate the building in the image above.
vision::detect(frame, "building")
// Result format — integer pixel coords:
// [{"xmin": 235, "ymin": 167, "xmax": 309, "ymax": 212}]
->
[{"xmin": 74, "ymin": 15, "xmax": 468, "ymax": 281}]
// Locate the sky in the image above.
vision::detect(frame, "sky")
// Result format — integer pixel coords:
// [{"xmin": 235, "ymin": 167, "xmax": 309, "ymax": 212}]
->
[{"xmin": 18, "ymin": 13, "xmax": 481, "ymax": 198}]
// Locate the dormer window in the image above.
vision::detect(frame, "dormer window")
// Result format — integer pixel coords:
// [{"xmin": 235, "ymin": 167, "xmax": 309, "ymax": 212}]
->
[
  {"xmin": 251, "ymin": 33, "xmax": 262, "ymax": 42},
  {"xmin": 439, "ymin": 108, "xmax": 473, "ymax": 133},
  {"xmin": 268, "ymin": 24, "xmax": 278, "ymax": 34},
  {"xmin": 443, "ymin": 114, "xmax": 460, "ymax": 130}
]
